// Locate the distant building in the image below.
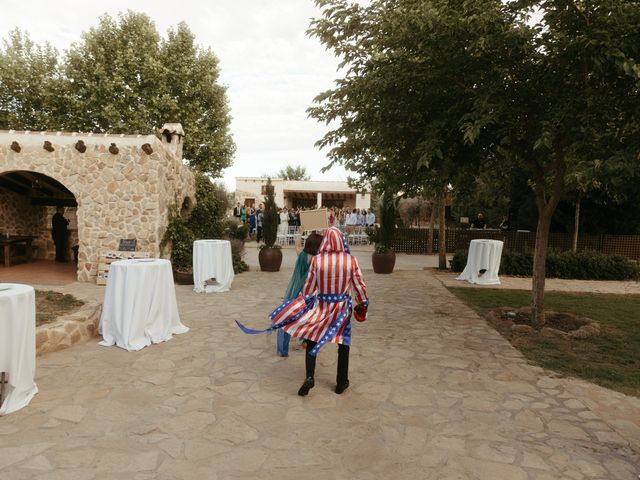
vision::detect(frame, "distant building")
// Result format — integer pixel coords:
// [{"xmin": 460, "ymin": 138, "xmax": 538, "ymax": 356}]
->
[{"xmin": 235, "ymin": 177, "xmax": 371, "ymax": 210}]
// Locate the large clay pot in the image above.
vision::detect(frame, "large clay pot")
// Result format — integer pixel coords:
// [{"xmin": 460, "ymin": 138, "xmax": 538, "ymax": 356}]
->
[
  {"xmin": 372, "ymin": 250, "xmax": 396, "ymax": 274},
  {"xmin": 259, "ymin": 247, "xmax": 283, "ymax": 272},
  {"xmin": 173, "ymin": 267, "xmax": 194, "ymax": 285}
]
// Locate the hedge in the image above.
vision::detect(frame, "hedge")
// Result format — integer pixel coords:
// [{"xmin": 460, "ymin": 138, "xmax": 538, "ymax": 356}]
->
[{"xmin": 450, "ymin": 249, "xmax": 640, "ymax": 281}]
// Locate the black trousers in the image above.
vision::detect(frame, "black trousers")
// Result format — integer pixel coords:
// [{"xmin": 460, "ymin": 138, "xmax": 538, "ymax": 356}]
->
[
  {"xmin": 53, "ymin": 235, "xmax": 66, "ymax": 262},
  {"xmin": 305, "ymin": 340, "xmax": 350, "ymax": 385}
]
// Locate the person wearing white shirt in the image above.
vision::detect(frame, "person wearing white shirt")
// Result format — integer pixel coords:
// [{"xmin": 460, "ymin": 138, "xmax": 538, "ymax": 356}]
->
[{"xmin": 365, "ymin": 209, "xmax": 376, "ymax": 227}]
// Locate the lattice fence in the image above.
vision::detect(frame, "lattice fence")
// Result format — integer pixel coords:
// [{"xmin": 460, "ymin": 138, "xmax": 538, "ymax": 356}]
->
[{"xmin": 391, "ymin": 228, "xmax": 640, "ymax": 260}]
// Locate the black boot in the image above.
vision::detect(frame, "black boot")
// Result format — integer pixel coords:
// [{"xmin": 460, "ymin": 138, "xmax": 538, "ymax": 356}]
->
[
  {"xmin": 335, "ymin": 380, "xmax": 349, "ymax": 394},
  {"xmin": 298, "ymin": 377, "xmax": 315, "ymax": 396}
]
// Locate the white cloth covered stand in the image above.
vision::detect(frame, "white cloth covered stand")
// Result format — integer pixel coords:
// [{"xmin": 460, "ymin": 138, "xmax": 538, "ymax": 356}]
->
[
  {"xmin": 456, "ymin": 239, "xmax": 504, "ymax": 285},
  {"xmin": 193, "ymin": 240, "xmax": 234, "ymax": 293},
  {"xmin": 0, "ymin": 283, "xmax": 38, "ymax": 415},
  {"xmin": 99, "ymin": 259, "xmax": 188, "ymax": 351}
]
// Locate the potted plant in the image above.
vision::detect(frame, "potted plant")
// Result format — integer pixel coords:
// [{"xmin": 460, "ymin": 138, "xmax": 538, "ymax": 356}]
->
[
  {"xmin": 368, "ymin": 191, "xmax": 397, "ymax": 274},
  {"xmin": 258, "ymin": 178, "xmax": 283, "ymax": 272},
  {"xmin": 161, "ymin": 204, "xmax": 195, "ymax": 284}
]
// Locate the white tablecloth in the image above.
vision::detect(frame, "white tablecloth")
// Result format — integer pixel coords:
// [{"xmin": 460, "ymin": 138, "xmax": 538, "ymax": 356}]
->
[
  {"xmin": 99, "ymin": 259, "xmax": 189, "ymax": 351},
  {"xmin": 456, "ymin": 239, "xmax": 504, "ymax": 285},
  {"xmin": 193, "ymin": 240, "xmax": 234, "ymax": 293},
  {"xmin": 0, "ymin": 283, "xmax": 38, "ymax": 415}
]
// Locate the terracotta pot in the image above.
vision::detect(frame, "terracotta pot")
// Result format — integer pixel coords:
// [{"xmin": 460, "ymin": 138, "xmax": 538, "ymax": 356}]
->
[
  {"xmin": 372, "ymin": 250, "xmax": 396, "ymax": 274},
  {"xmin": 259, "ymin": 247, "xmax": 282, "ymax": 272},
  {"xmin": 172, "ymin": 267, "xmax": 194, "ymax": 285}
]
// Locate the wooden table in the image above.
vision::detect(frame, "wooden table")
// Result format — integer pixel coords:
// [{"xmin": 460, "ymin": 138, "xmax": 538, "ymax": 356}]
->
[{"xmin": 0, "ymin": 236, "xmax": 35, "ymax": 267}]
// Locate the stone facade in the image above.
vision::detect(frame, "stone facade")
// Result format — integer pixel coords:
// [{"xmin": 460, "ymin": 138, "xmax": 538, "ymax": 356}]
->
[{"xmin": 0, "ymin": 126, "xmax": 195, "ymax": 282}]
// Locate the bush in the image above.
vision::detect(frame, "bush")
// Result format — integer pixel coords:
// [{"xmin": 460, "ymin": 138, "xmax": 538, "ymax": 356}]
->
[
  {"xmin": 223, "ymin": 218, "xmax": 248, "ymax": 241},
  {"xmin": 261, "ymin": 178, "xmax": 279, "ymax": 249},
  {"xmin": 450, "ymin": 249, "xmax": 639, "ymax": 281},
  {"xmin": 229, "ymin": 238, "xmax": 249, "ymax": 274}
]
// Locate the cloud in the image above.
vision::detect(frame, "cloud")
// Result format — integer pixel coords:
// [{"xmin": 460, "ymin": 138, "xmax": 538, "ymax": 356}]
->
[{"xmin": 1, "ymin": 0, "xmax": 350, "ymax": 188}]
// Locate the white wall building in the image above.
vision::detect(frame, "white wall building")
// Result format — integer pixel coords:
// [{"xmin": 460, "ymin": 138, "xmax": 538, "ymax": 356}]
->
[{"xmin": 235, "ymin": 177, "xmax": 371, "ymax": 210}]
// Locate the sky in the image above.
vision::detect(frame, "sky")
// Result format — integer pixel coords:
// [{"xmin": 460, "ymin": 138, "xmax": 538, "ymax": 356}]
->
[{"xmin": 1, "ymin": 0, "xmax": 350, "ymax": 190}]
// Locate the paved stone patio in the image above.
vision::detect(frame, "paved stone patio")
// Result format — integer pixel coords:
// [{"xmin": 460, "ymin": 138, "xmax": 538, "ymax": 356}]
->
[{"xmin": 1, "ymin": 268, "xmax": 639, "ymax": 479}]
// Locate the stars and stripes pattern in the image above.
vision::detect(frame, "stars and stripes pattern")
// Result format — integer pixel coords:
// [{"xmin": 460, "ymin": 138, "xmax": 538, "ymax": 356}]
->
[{"xmin": 236, "ymin": 227, "xmax": 368, "ymax": 356}]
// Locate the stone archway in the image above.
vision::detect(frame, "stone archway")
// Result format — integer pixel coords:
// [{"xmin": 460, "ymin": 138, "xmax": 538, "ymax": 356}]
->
[
  {"xmin": 0, "ymin": 126, "xmax": 196, "ymax": 282},
  {"xmin": 0, "ymin": 170, "xmax": 80, "ymax": 278}
]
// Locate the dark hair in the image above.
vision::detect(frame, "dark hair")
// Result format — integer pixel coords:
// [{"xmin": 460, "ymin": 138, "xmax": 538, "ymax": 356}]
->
[{"xmin": 303, "ymin": 232, "xmax": 323, "ymax": 255}]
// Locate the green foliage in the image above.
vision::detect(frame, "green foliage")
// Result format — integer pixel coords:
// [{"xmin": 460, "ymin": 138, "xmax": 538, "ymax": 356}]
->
[
  {"xmin": 276, "ymin": 164, "xmax": 310, "ymax": 181},
  {"xmin": 160, "ymin": 204, "xmax": 194, "ymax": 272},
  {"xmin": 367, "ymin": 191, "xmax": 397, "ymax": 253},
  {"xmin": 0, "ymin": 12, "xmax": 235, "ymax": 176},
  {"xmin": 232, "ymin": 253, "xmax": 249, "ymax": 274},
  {"xmin": 450, "ymin": 250, "xmax": 639, "ymax": 281},
  {"xmin": 160, "ymin": 175, "xmax": 231, "ymax": 272},
  {"xmin": 0, "ymin": 29, "xmax": 62, "ymax": 130},
  {"xmin": 223, "ymin": 218, "xmax": 248, "ymax": 241},
  {"xmin": 309, "ymin": 0, "xmax": 640, "ymax": 317},
  {"xmin": 261, "ymin": 178, "xmax": 279, "ymax": 249},
  {"xmin": 186, "ymin": 174, "xmax": 228, "ymax": 240}
]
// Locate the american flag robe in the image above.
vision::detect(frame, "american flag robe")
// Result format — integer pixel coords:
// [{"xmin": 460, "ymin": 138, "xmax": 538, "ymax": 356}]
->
[{"xmin": 271, "ymin": 227, "xmax": 369, "ymax": 349}]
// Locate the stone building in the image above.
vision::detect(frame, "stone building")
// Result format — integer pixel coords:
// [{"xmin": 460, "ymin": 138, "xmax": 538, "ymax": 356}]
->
[
  {"xmin": 235, "ymin": 177, "xmax": 371, "ymax": 210},
  {"xmin": 0, "ymin": 123, "xmax": 195, "ymax": 282}
]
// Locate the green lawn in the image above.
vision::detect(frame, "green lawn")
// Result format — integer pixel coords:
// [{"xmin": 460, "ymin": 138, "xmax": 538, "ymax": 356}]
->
[{"xmin": 447, "ymin": 287, "xmax": 640, "ymax": 397}]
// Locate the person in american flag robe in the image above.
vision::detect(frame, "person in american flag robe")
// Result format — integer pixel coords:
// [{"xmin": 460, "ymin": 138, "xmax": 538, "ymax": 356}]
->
[{"xmin": 236, "ymin": 226, "xmax": 369, "ymax": 396}]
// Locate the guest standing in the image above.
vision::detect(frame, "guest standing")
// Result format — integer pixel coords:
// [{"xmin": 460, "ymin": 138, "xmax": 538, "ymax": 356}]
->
[
  {"xmin": 236, "ymin": 227, "xmax": 369, "ymax": 396},
  {"xmin": 52, "ymin": 207, "xmax": 70, "ymax": 262}
]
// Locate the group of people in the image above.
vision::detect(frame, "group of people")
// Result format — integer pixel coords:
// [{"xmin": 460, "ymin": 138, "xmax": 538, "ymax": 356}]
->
[
  {"xmin": 232, "ymin": 203, "xmax": 378, "ymax": 241},
  {"xmin": 236, "ymin": 226, "xmax": 369, "ymax": 396},
  {"xmin": 469, "ymin": 212, "xmax": 511, "ymax": 231}
]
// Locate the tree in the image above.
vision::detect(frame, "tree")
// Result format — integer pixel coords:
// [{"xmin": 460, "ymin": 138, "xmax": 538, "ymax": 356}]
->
[
  {"xmin": 309, "ymin": 0, "xmax": 512, "ymax": 270},
  {"xmin": 0, "ymin": 29, "xmax": 63, "ymax": 130},
  {"xmin": 261, "ymin": 178, "xmax": 279, "ymax": 248},
  {"xmin": 0, "ymin": 12, "xmax": 235, "ymax": 177},
  {"xmin": 276, "ymin": 164, "xmax": 311, "ymax": 181},
  {"xmin": 309, "ymin": 0, "xmax": 640, "ymax": 325}
]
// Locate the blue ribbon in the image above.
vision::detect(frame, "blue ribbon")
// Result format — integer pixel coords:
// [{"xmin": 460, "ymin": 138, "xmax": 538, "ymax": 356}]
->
[{"xmin": 235, "ymin": 295, "xmax": 315, "ymax": 335}]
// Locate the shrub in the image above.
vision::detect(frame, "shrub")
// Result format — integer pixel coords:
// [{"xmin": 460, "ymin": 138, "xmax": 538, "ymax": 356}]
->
[
  {"xmin": 160, "ymin": 204, "xmax": 195, "ymax": 272},
  {"xmin": 229, "ymin": 238, "xmax": 249, "ymax": 274},
  {"xmin": 261, "ymin": 178, "xmax": 279, "ymax": 249},
  {"xmin": 450, "ymin": 249, "xmax": 639, "ymax": 281},
  {"xmin": 223, "ymin": 218, "xmax": 248, "ymax": 241},
  {"xmin": 368, "ymin": 190, "xmax": 397, "ymax": 253}
]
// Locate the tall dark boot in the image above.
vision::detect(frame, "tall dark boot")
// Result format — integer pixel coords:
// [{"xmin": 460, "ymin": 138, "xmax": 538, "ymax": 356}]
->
[
  {"xmin": 336, "ymin": 344, "xmax": 350, "ymax": 394},
  {"xmin": 298, "ymin": 340, "xmax": 317, "ymax": 396}
]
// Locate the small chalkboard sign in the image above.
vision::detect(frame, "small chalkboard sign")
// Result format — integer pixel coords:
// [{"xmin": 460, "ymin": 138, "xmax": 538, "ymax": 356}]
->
[{"xmin": 118, "ymin": 239, "xmax": 137, "ymax": 252}]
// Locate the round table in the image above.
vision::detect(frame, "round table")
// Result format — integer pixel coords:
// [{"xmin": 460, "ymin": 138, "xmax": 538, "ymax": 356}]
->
[
  {"xmin": 193, "ymin": 240, "xmax": 234, "ymax": 293},
  {"xmin": 456, "ymin": 239, "xmax": 504, "ymax": 285},
  {"xmin": 0, "ymin": 283, "xmax": 38, "ymax": 415},
  {"xmin": 99, "ymin": 259, "xmax": 189, "ymax": 351}
]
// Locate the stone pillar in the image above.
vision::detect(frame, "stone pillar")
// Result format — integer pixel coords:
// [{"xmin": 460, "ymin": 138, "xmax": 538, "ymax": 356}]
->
[{"xmin": 317, "ymin": 192, "xmax": 322, "ymax": 208}]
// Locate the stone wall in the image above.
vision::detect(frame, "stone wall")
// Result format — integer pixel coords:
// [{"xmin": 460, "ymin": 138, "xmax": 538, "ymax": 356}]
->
[
  {"xmin": 0, "ymin": 189, "xmax": 46, "ymax": 237},
  {"xmin": 0, "ymin": 130, "xmax": 195, "ymax": 282}
]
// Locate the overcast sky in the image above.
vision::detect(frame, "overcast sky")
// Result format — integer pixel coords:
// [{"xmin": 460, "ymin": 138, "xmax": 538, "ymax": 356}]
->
[{"xmin": 1, "ymin": 0, "xmax": 350, "ymax": 190}]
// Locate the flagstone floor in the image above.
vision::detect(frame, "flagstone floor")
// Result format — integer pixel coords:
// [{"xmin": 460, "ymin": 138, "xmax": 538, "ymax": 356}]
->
[{"xmin": 1, "ymin": 269, "xmax": 639, "ymax": 479}]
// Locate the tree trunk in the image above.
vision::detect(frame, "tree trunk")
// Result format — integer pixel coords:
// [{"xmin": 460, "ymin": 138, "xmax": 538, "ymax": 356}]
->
[
  {"xmin": 531, "ymin": 156, "xmax": 566, "ymax": 327},
  {"xmin": 572, "ymin": 196, "xmax": 581, "ymax": 252},
  {"xmin": 438, "ymin": 189, "xmax": 447, "ymax": 269},
  {"xmin": 427, "ymin": 198, "xmax": 436, "ymax": 255}
]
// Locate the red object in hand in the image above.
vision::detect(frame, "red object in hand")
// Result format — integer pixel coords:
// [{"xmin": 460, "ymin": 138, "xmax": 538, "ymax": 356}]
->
[{"xmin": 354, "ymin": 304, "xmax": 368, "ymax": 322}]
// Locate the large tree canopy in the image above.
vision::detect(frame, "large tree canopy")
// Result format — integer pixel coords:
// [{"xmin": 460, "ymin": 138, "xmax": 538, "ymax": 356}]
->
[
  {"xmin": 0, "ymin": 11, "xmax": 235, "ymax": 177},
  {"xmin": 309, "ymin": 0, "xmax": 640, "ymax": 323}
]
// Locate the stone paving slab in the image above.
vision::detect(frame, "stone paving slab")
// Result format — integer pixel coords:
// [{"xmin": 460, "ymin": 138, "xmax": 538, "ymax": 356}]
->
[{"xmin": 1, "ymin": 270, "xmax": 639, "ymax": 479}]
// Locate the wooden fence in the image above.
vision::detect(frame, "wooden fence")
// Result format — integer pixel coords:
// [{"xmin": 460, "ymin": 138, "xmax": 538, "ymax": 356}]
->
[{"xmin": 391, "ymin": 228, "xmax": 640, "ymax": 260}]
